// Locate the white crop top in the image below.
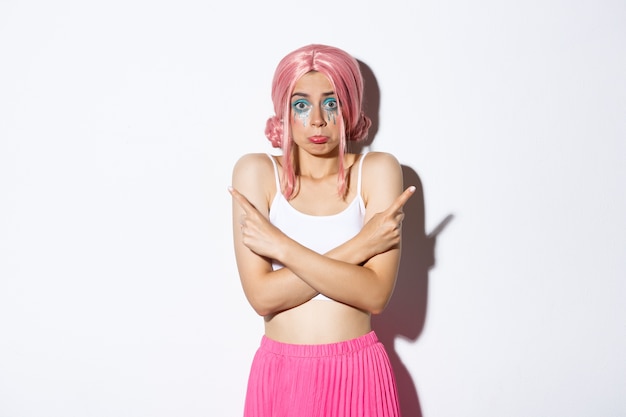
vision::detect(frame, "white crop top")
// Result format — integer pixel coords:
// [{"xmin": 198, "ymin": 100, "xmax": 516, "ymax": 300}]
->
[{"xmin": 268, "ymin": 153, "xmax": 368, "ymax": 301}]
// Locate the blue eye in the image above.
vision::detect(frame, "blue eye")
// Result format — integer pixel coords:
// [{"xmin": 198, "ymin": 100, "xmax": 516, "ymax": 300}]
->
[
  {"xmin": 292, "ymin": 99, "xmax": 311, "ymax": 113},
  {"xmin": 323, "ymin": 98, "xmax": 338, "ymax": 111}
]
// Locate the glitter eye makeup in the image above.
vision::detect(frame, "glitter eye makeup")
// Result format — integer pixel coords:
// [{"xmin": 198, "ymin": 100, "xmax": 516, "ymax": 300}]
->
[
  {"xmin": 291, "ymin": 95, "xmax": 339, "ymax": 127},
  {"xmin": 292, "ymin": 99, "xmax": 312, "ymax": 126},
  {"xmin": 323, "ymin": 98, "xmax": 338, "ymax": 124}
]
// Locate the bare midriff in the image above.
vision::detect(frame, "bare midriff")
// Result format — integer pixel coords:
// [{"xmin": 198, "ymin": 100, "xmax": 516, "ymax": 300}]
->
[{"xmin": 264, "ymin": 299, "xmax": 371, "ymax": 344}]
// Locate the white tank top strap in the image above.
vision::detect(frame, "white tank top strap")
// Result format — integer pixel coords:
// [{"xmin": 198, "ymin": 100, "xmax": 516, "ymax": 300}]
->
[
  {"xmin": 267, "ymin": 154, "xmax": 281, "ymax": 194},
  {"xmin": 356, "ymin": 152, "xmax": 368, "ymax": 196}
]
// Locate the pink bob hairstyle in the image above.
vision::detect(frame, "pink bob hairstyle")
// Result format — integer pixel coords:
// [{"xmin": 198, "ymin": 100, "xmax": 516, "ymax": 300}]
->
[{"xmin": 265, "ymin": 44, "xmax": 372, "ymax": 200}]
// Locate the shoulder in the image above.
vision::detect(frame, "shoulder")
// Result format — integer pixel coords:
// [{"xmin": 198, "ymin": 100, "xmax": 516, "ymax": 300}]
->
[
  {"xmin": 360, "ymin": 151, "xmax": 403, "ymax": 211},
  {"xmin": 232, "ymin": 152, "xmax": 274, "ymax": 173},
  {"xmin": 232, "ymin": 153, "xmax": 277, "ymax": 212},
  {"xmin": 232, "ymin": 153, "xmax": 278, "ymax": 183},
  {"xmin": 362, "ymin": 151, "xmax": 401, "ymax": 167},
  {"xmin": 361, "ymin": 151, "xmax": 402, "ymax": 180}
]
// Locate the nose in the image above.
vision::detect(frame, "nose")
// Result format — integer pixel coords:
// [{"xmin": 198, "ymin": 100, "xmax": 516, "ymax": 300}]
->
[{"xmin": 310, "ymin": 105, "xmax": 327, "ymax": 127}]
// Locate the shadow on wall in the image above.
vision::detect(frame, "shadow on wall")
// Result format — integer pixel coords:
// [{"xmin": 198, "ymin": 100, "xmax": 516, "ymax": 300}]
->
[
  {"xmin": 373, "ymin": 166, "xmax": 453, "ymax": 417},
  {"xmin": 358, "ymin": 59, "xmax": 454, "ymax": 417}
]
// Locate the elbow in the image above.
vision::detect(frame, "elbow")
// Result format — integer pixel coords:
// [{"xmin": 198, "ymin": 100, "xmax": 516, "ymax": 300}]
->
[
  {"xmin": 250, "ymin": 303, "xmax": 267, "ymax": 317},
  {"xmin": 241, "ymin": 283, "xmax": 274, "ymax": 317},
  {"xmin": 247, "ymin": 297, "xmax": 272, "ymax": 317},
  {"xmin": 369, "ymin": 302, "xmax": 389, "ymax": 316},
  {"xmin": 366, "ymin": 290, "xmax": 393, "ymax": 315},
  {"xmin": 246, "ymin": 293, "xmax": 278, "ymax": 317},
  {"xmin": 365, "ymin": 297, "xmax": 391, "ymax": 316},
  {"xmin": 252, "ymin": 304, "xmax": 273, "ymax": 317},
  {"xmin": 370, "ymin": 307, "xmax": 385, "ymax": 316}
]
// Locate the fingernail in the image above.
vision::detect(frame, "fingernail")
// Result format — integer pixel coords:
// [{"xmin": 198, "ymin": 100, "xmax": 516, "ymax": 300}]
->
[{"xmin": 227, "ymin": 186, "xmax": 233, "ymax": 192}]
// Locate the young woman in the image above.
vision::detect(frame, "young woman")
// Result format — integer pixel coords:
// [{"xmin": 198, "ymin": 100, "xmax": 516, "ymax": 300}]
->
[{"xmin": 229, "ymin": 44, "xmax": 415, "ymax": 417}]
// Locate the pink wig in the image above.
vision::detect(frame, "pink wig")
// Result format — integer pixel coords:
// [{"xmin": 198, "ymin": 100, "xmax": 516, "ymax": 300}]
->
[{"xmin": 265, "ymin": 44, "xmax": 372, "ymax": 200}]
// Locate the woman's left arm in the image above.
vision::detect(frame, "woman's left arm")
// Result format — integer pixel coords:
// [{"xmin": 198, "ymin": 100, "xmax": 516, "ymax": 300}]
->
[{"xmin": 305, "ymin": 152, "xmax": 405, "ymax": 313}]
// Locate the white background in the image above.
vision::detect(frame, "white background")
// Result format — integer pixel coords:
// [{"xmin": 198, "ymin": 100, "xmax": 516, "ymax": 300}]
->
[{"xmin": 1, "ymin": 1, "xmax": 625, "ymax": 416}]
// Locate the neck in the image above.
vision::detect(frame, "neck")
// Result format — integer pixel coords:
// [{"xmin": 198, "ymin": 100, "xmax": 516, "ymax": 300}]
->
[{"xmin": 295, "ymin": 150, "xmax": 342, "ymax": 180}]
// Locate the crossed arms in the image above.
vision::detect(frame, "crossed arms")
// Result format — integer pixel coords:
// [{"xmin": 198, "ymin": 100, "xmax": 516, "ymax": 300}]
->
[{"xmin": 230, "ymin": 152, "xmax": 415, "ymax": 316}]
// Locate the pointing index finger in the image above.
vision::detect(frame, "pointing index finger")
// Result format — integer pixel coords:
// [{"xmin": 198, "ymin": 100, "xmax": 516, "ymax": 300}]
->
[
  {"xmin": 386, "ymin": 186, "xmax": 416, "ymax": 213},
  {"xmin": 228, "ymin": 186, "xmax": 254, "ymax": 213}
]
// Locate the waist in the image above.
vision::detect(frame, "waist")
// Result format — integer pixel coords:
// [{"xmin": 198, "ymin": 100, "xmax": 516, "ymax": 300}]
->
[{"xmin": 259, "ymin": 331, "xmax": 379, "ymax": 357}]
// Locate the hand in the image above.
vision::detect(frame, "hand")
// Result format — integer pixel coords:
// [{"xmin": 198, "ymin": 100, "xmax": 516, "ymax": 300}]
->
[
  {"xmin": 229, "ymin": 186, "xmax": 285, "ymax": 260},
  {"xmin": 359, "ymin": 186, "xmax": 416, "ymax": 258}
]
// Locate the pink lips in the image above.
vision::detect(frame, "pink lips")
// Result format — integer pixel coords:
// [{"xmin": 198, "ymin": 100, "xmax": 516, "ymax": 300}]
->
[{"xmin": 309, "ymin": 136, "xmax": 328, "ymax": 144}]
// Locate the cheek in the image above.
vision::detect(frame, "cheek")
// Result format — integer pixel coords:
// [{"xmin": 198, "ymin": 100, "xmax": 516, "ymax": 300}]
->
[
  {"xmin": 292, "ymin": 108, "xmax": 311, "ymax": 127},
  {"xmin": 325, "ymin": 109, "xmax": 338, "ymax": 125}
]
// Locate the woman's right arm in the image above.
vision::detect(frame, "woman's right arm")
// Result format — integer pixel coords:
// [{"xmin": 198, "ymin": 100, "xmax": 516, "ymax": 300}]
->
[{"xmin": 231, "ymin": 153, "xmax": 318, "ymax": 316}]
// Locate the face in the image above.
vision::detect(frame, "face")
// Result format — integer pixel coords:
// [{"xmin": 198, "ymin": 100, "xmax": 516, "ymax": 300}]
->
[{"xmin": 289, "ymin": 71, "xmax": 341, "ymax": 156}]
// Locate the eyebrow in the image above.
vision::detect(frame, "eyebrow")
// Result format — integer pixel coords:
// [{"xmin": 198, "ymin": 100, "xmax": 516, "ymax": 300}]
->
[{"xmin": 291, "ymin": 91, "xmax": 336, "ymax": 98}]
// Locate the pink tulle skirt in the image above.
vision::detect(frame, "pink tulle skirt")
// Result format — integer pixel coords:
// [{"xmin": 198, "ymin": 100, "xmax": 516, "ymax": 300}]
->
[{"xmin": 243, "ymin": 331, "xmax": 400, "ymax": 417}]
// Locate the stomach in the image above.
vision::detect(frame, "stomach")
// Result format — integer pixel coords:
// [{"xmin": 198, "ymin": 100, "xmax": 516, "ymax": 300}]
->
[{"xmin": 263, "ymin": 299, "xmax": 371, "ymax": 344}]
